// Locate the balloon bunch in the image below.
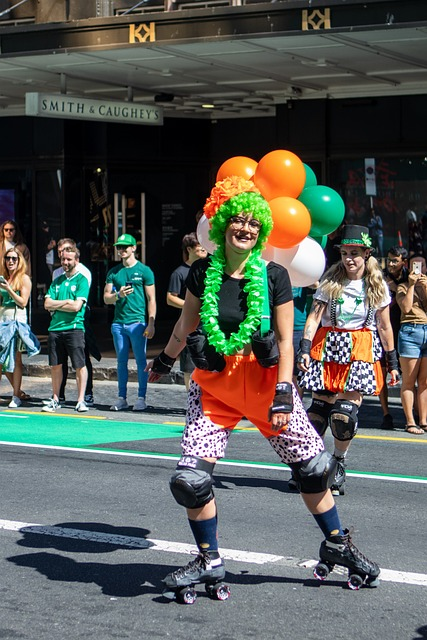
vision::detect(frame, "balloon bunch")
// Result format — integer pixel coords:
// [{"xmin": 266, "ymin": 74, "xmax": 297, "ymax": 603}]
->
[{"xmin": 197, "ymin": 150, "xmax": 345, "ymax": 287}]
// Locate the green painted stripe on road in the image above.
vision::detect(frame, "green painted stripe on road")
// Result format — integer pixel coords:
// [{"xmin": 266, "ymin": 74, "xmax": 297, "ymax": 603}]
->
[
  {"xmin": 0, "ymin": 412, "xmax": 183, "ymax": 447},
  {"xmin": 1, "ymin": 412, "xmax": 426, "ymax": 484}
]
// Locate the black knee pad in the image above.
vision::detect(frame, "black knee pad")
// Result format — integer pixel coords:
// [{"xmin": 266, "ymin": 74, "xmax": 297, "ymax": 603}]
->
[
  {"xmin": 291, "ymin": 451, "xmax": 337, "ymax": 493},
  {"xmin": 170, "ymin": 456, "xmax": 215, "ymax": 509},
  {"xmin": 329, "ymin": 400, "xmax": 359, "ymax": 441},
  {"xmin": 307, "ymin": 398, "xmax": 333, "ymax": 437}
]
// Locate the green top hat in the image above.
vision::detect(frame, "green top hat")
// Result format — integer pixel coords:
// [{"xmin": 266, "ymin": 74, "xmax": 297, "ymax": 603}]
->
[{"xmin": 338, "ymin": 225, "xmax": 373, "ymax": 249}]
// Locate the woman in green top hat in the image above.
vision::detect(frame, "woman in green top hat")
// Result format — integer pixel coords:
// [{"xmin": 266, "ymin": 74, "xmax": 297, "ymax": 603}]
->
[{"xmin": 298, "ymin": 224, "xmax": 399, "ymax": 495}]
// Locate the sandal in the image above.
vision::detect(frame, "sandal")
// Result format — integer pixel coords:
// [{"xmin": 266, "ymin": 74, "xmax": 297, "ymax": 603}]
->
[
  {"xmin": 405, "ymin": 425, "xmax": 424, "ymax": 435},
  {"xmin": 19, "ymin": 391, "xmax": 31, "ymax": 400},
  {"xmin": 419, "ymin": 425, "xmax": 427, "ymax": 433}
]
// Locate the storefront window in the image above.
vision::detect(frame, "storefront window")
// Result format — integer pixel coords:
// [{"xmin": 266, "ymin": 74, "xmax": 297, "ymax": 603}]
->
[{"xmin": 331, "ymin": 156, "xmax": 427, "ymax": 256}]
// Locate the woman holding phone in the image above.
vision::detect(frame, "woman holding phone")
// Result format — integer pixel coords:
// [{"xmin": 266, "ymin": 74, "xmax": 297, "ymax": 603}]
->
[{"xmin": 396, "ymin": 255, "xmax": 427, "ymax": 433}]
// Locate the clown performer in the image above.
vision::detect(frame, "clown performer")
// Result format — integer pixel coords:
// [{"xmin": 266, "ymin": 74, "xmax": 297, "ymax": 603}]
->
[
  {"xmin": 147, "ymin": 179, "xmax": 380, "ymax": 596},
  {"xmin": 298, "ymin": 225, "xmax": 399, "ymax": 496}
]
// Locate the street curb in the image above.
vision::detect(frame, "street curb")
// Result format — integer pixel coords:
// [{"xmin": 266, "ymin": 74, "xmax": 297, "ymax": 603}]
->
[{"xmin": 22, "ymin": 358, "xmax": 184, "ymax": 385}]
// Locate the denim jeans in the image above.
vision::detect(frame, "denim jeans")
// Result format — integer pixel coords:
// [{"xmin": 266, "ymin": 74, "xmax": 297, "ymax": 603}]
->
[{"xmin": 111, "ymin": 322, "xmax": 148, "ymax": 399}]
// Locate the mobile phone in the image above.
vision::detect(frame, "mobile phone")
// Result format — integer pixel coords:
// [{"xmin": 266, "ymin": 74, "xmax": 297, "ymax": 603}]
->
[
  {"xmin": 412, "ymin": 261, "xmax": 422, "ymax": 275},
  {"xmin": 126, "ymin": 281, "xmax": 133, "ymax": 288},
  {"xmin": 0, "ymin": 275, "xmax": 6, "ymax": 283}
]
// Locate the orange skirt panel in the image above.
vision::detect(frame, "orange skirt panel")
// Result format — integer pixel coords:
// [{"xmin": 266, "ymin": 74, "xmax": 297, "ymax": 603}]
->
[
  {"xmin": 310, "ymin": 326, "xmax": 376, "ymax": 363},
  {"xmin": 318, "ymin": 360, "xmax": 384, "ymax": 395},
  {"xmin": 192, "ymin": 354, "xmax": 279, "ymax": 438}
]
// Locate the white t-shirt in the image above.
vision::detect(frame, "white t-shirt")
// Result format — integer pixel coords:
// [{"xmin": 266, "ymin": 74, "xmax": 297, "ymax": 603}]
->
[
  {"xmin": 314, "ymin": 279, "xmax": 391, "ymax": 330},
  {"xmin": 52, "ymin": 262, "xmax": 92, "ymax": 286}
]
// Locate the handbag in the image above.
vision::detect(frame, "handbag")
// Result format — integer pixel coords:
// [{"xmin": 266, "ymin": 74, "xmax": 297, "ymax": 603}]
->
[{"xmin": 251, "ymin": 261, "xmax": 279, "ymax": 368}]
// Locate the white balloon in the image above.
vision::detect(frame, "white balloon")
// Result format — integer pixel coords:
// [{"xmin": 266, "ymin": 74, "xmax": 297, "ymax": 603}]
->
[
  {"xmin": 197, "ymin": 214, "xmax": 217, "ymax": 255},
  {"xmin": 264, "ymin": 237, "xmax": 325, "ymax": 287}
]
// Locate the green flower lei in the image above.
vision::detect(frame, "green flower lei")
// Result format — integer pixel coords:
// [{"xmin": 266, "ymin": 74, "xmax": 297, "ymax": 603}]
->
[{"xmin": 200, "ymin": 245, "xmax": 264, "ymax": 355}]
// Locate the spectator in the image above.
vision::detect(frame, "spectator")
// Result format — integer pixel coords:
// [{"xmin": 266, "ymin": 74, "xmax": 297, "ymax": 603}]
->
[
  {"xmin": 167, "ymin": 232, "xmax": 207, "ymax": 389},
  {"xmin": 421, "ymin": 205, "xmax": 427, "ymax": 259},
  {"xmin": 0, "ymin": 247, "xmax": 40, "ymax": 407},
  {"xmin": 298, "ymin": 225, "xmax": 399, "ymax": 495},
  {"xmin": 43, "ymin": 238, "xmax": 101, "ymax": 407},
  {"xmin": 379, "ymin": 246, "xmax": 409, "ymax": 429},
  {"xmin": 368, "ymin": 208, "xmax": 384, "ymax": 257},
  {"xmin": 406, "ymin": 204, "xmax": 421, "ymax": 255},
  {"xmin": 104, "ymin": 233, "xmax": 156, "ymax": 411},
  {"xmin": 0, "ymin": 220, "xmax": 31, "ymax": 275},
  {"xmin": 42, "ymin": 248, "xmax": 90, "ymax": 413},
  {"xmin": 37, "ymin": 220, "xmax": 56, "ymax": 291},
  {"xmin": 396, "ymin": 254, "xmax": 427, "ymax": 434}
]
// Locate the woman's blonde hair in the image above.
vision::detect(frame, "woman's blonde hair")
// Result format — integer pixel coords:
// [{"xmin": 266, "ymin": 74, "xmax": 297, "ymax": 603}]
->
[
  {"xmin": 318, "ymin": 254, "xmax": 388, "ymax": 308},
  {"xmin": 1, "ymin": 246, "xmax": 28, "ymax": 291}
]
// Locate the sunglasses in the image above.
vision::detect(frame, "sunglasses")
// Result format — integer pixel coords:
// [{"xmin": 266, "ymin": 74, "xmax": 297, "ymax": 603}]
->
[
  {"xmin": 4, "ymin": 228, "xmax": 15, "ymax": 232},
  {"xmin": 116, "ymin": 245, "xmax": 130, "ymax": 250},
  {"xmin": 5, "ymin": 256, "xmax": 18, "ymax": 263}
]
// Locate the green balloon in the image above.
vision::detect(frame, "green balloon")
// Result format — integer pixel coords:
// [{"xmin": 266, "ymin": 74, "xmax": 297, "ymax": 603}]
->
[
  {"xmin": 311, "ymin": 234, "xmax": 327, "ymax": 249},
  {"xmin": 298, "ymin": 185, "xmax": 345, "ymax": 237},
  {"xmin": 303, "ymin": 163, "xmax": 317, "ymax": 188}
]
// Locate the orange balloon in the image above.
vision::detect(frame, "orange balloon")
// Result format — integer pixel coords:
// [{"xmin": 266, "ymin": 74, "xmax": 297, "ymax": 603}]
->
[
  {"xmin": 254, "ymin": 150, "xmax": 306, "ymax": 200},
  {"xmin": 268, "ymin": 197, "xmax": 311, "ymax": 249},
  {"xmin": 216, "ymin": 156, "xmax": 258, "ymax": 182}
]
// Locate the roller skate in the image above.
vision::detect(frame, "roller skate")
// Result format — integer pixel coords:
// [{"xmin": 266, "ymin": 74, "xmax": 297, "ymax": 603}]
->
[
  {"xmin": 330, "ymin": 455, "xmax": 346, "ymax": 496},
  {"xmin": 162, "ymin": 551, "xmax": 230, "ymax": 604},
  {"xmin": 313, "ymin": 528, "xmax": 380, "ymax": 590}
]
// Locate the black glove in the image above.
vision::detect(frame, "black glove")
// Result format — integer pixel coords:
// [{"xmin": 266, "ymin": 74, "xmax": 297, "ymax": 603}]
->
[
  {"xmin": 151, "ymin": 350, "xmax": 176, "ymax": 375},
  {"xmin": 385, "ymin": 349, "xmax": 399, "ymax": 374},
  {"xmin": 297, "ymin": 338, "xmax": 312, "ymax": 363},
  {"xmin": 268, "ymin": 382, "xmax": 293, "ymax": 420}
]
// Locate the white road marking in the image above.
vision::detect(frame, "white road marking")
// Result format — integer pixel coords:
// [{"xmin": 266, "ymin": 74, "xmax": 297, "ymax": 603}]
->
[
  {"xmin": 0, "ymin": 518, "xmax": 425, "ymax": 586},
  {"xmin": 1, "ymin": 440, "xmax": 427, "ymax": 485}
]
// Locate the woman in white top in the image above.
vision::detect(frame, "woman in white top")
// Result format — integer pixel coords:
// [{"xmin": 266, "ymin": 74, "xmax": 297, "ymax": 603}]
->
[
  {"xmin": 298, "ymin": 225, "xmax": 399, "ymax": 495},
  {"xmin": 0, "ymin": 247, "xmax": 32, "ymax": 407}
]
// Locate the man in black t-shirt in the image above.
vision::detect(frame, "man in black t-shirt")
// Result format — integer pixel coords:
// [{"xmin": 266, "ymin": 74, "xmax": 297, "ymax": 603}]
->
[{"xmin": 167, "ymin": 232, "xmax": 207, "ymax": 389}]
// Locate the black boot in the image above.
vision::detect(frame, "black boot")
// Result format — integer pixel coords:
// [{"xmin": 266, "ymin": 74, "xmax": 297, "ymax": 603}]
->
[
  {"xmin": 315, "ymin": 528, "xmax": 380, "ymax": 589},
  {"xmin": 330, "ymin": 455, "xmax": 346, "ymax": 496},
  {"xmin": 163, "ymin": 551, "xmax": 225, "ymax": 589}
]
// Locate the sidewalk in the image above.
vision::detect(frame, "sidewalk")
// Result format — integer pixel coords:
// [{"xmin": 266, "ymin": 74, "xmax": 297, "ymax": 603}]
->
[
  {"xmin": 22, "ymin": 352, "xmax": 185, "ymax": 385},
  {"xmin": 21, "ymin": 352, "xmax": 403, "ymax": 397}
]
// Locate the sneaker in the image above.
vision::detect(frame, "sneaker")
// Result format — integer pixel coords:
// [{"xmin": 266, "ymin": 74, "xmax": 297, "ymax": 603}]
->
[
  {"xmin": 42, "ymin": 399, "xmax": 60, "ymax": 413},
  {"xmin": 133, "ymin": 397, "xmax": 147, "ymax": 411},
  {"xmin": 8, "ymin": 395, "xmax": 22, "ymax": 408},
  {"xmin": 84, "ymin": 394, "xmax": 94, "ymax": 406},
  {"xmin": 43, "ymin": 396, "xmax": 64, "ymax": 406},
  {"xmin": 380, "ymin": 413, "xmax": 394, "ymax": 430},
  {"xmin": 110, "ymin": 397, "xmax": 129, "ymax": 411},
  {"xmin": 75, "ymin": 401, "xmax": 89, "ymax": 412}
]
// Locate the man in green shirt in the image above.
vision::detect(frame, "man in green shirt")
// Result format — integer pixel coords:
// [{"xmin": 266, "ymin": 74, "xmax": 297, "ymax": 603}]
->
[
  {"xmin": 104, "ymin": 233, "xmax": 156, "ymax": 411},
  {"xmin": 43, "ymin": 248, "xmax": 90, "ymax": 413}
]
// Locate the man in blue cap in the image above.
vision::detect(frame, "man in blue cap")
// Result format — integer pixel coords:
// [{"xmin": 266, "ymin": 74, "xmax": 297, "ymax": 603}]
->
[{"xmin": 104, "ymin": 233, "xmax": 156, "ymax": 411}]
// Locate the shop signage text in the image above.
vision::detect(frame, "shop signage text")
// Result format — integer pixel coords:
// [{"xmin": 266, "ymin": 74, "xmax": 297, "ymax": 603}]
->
[{"xmin": 25, "ymin": 93, "xmax": 163, "ymax": 126}]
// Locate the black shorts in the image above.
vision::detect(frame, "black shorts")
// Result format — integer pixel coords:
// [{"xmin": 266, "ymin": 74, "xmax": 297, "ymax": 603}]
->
[{"xmin": 48, "ymin": 330, "xmax": 86, "ymax": 369}]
